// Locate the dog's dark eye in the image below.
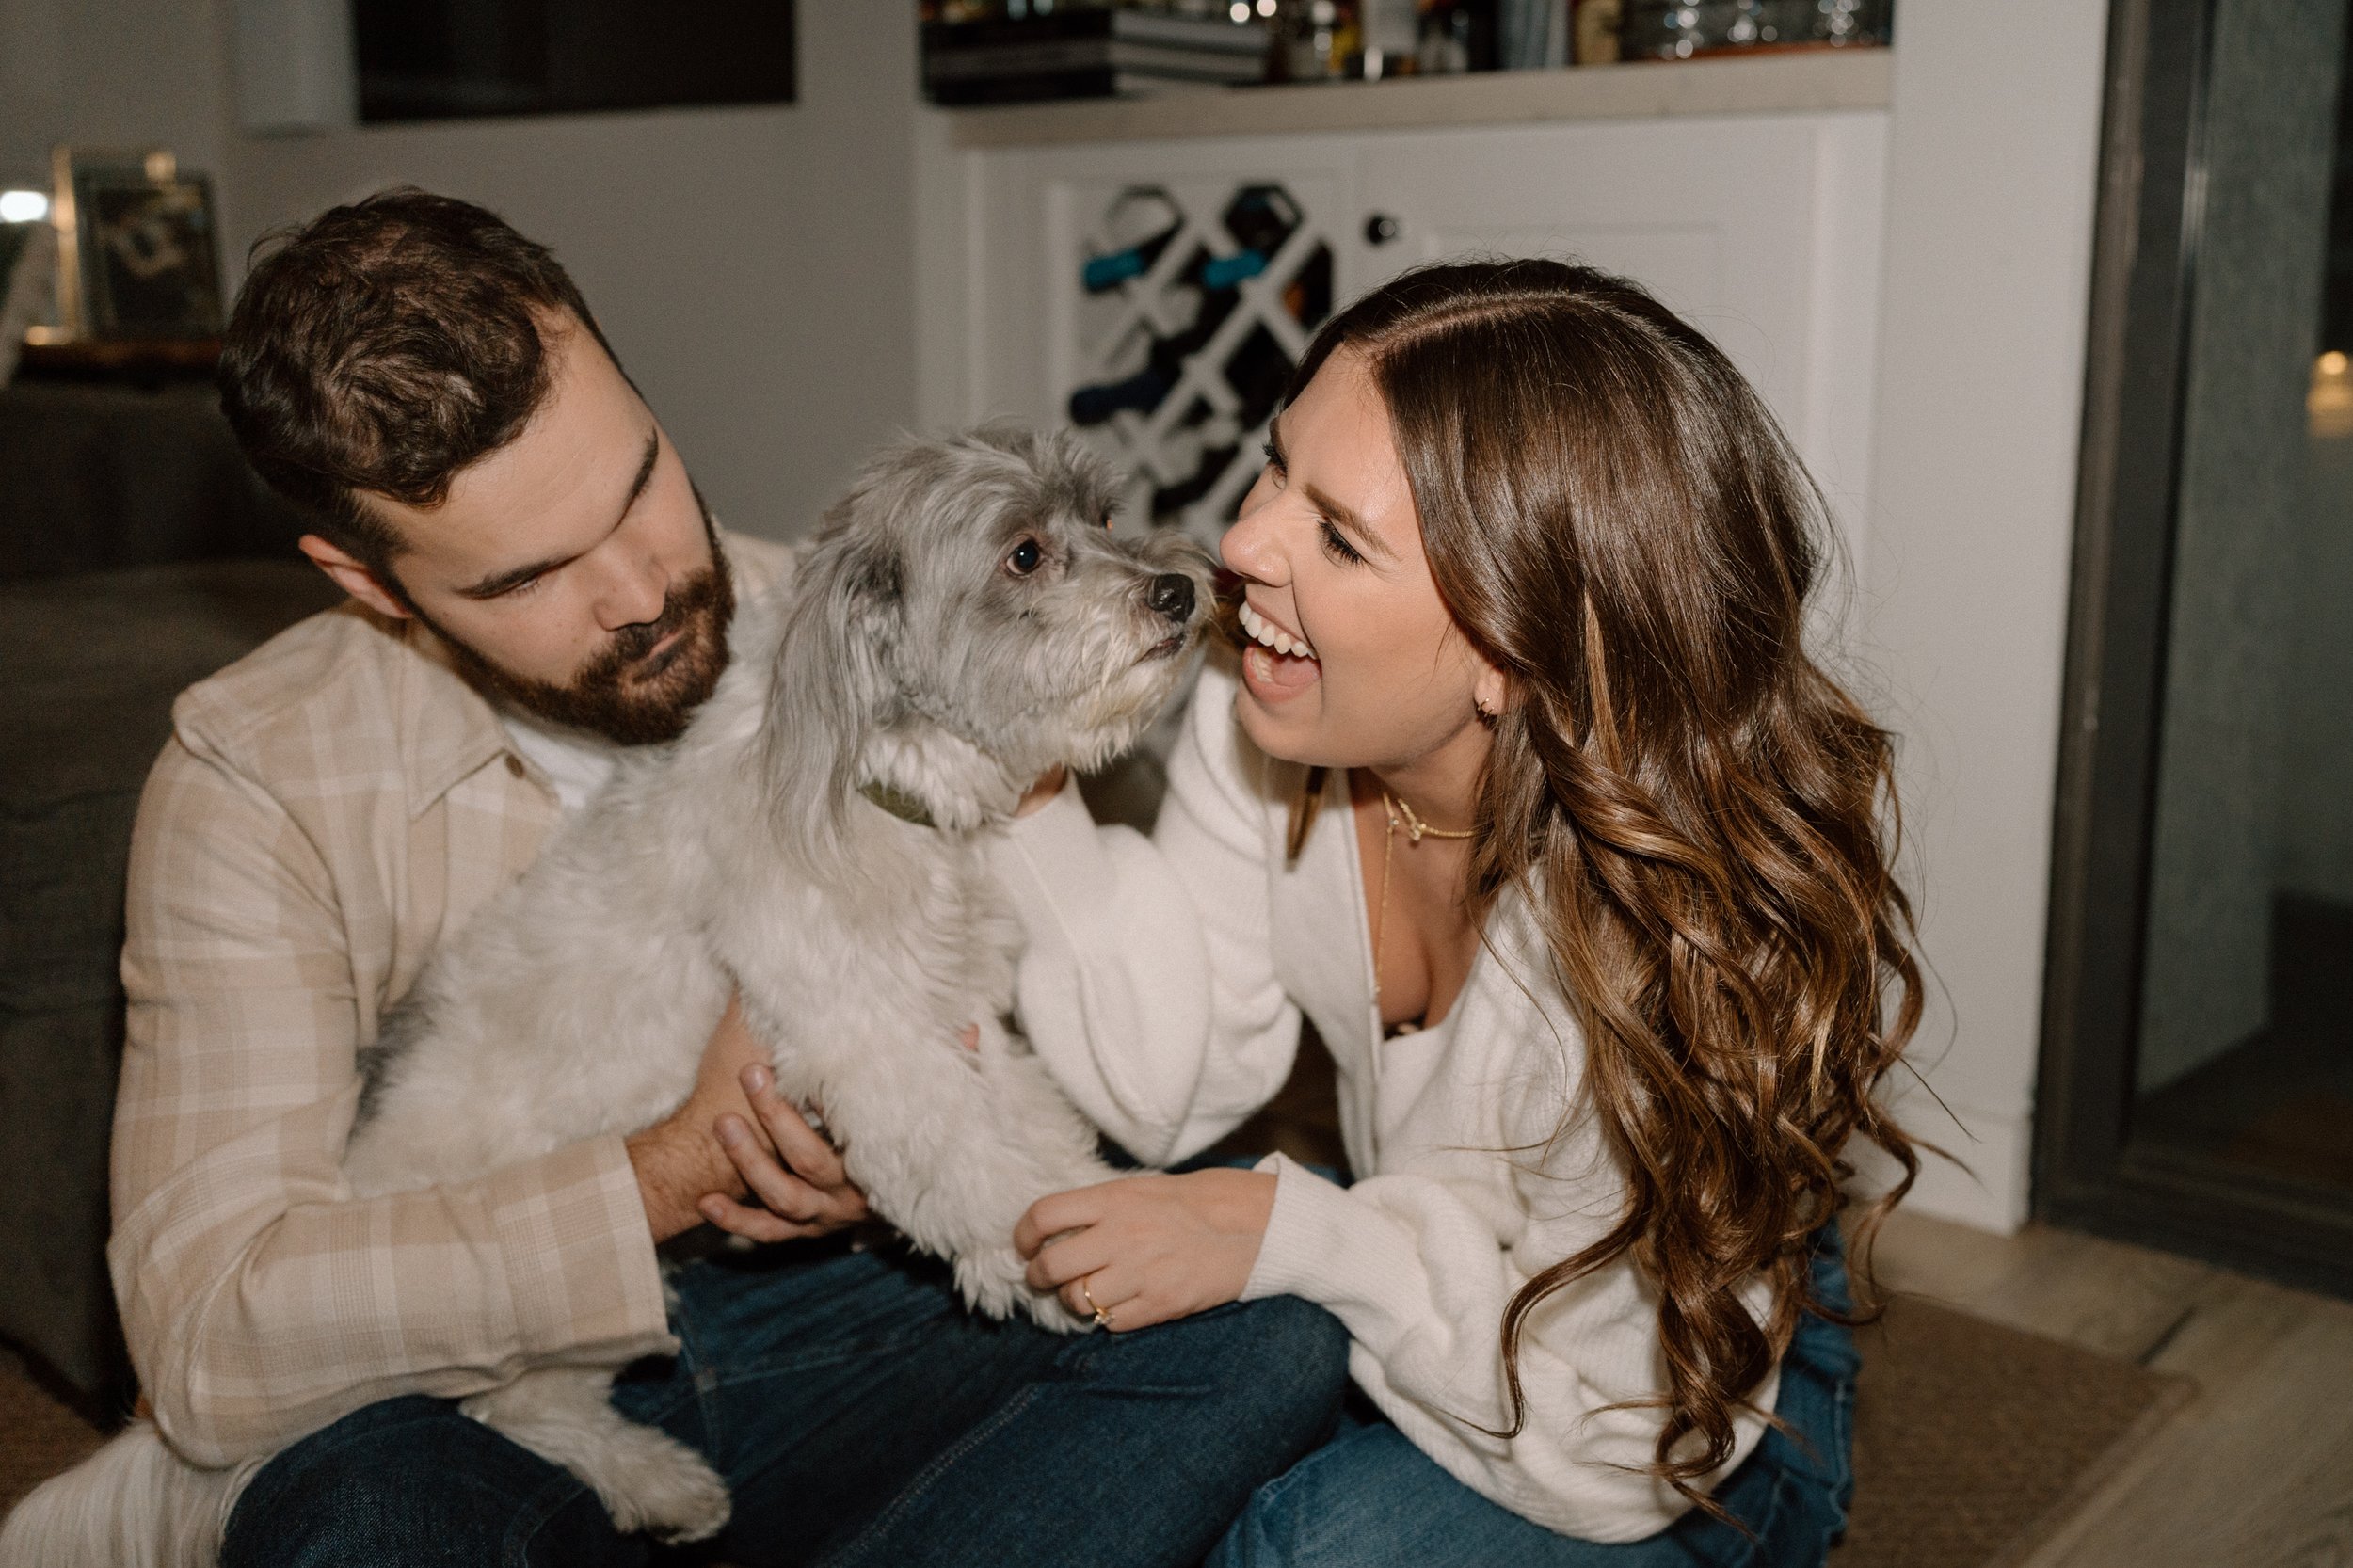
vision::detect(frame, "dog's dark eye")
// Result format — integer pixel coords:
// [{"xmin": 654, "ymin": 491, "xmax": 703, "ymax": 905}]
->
[
  {"xmin": 1097, "ymin": 507, "xmax": 1114, "ymax": 530},
  {"xmin": 1006, "ymin": 537, "xmax": 1043, "ymax": 577}
]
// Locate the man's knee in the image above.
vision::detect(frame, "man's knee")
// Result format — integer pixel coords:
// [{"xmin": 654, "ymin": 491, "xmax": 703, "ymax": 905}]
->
[{"xmin": 220, "ymin": 1396, "xmax": 635, "ymax": 1568}]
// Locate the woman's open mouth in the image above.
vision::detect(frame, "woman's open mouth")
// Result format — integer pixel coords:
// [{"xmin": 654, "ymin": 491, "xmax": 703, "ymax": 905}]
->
[{"xmin": 1238, "ymin": 600, "xmax": 1320, "ymax": 700}]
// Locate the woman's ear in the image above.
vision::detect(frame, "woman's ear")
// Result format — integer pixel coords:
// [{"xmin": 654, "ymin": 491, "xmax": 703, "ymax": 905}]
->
[{"xmin": 1473, "ymin": 658, "xmax": 1512, "ymax": 726}]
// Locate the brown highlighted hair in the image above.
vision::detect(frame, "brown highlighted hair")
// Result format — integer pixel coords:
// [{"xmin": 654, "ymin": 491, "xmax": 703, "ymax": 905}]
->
[
  {"xmin": 1289, "ymin": 260, "xmax": 1923, "ymax": 1515},
  {"xmin": 219, "ymin": 187, "xmax": 616, "ymax": 571}
]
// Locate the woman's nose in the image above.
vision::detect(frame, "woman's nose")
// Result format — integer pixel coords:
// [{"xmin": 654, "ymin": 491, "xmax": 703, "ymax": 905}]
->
[{"xmin": 1220, "ymin": 491, "xmax": 1285, "ymax": 584}]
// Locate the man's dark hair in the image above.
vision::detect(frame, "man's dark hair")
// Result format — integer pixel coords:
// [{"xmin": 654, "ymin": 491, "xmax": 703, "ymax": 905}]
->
[{"xmin": 219, "ymin": 188, "xmax": 617, "ymax": 572}]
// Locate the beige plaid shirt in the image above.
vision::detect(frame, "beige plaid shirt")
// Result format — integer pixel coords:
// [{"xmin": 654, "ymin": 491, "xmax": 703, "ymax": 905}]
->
[{"xmin": 110, "ymin": 535, "xmax": 792, "ymax": 1466}]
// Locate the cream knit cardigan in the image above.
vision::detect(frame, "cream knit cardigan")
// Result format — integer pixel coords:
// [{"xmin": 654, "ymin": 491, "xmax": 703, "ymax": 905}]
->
[{"xmin": 988, "ymin": 657, "xmax": 1779, "ymax": 1543}]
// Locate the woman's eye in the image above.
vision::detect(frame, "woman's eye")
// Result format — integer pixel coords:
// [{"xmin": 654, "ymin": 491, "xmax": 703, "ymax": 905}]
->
[
  {"xmin": 1318, "ymin": 519, "xmax": 1364, "ymax": 566},
  {"xmin": 1006, "ymin": 537, "xmax": 1043, "ymax": 576}
]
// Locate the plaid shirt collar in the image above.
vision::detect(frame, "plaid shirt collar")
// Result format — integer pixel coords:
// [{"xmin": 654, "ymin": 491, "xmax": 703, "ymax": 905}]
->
[{"xmin": 393, "ymin": 616, "xmax": 514, "ymax": 819}]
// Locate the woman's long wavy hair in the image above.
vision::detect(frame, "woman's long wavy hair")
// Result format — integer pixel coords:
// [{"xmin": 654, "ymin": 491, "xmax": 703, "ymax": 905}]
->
[{"xmin": 1281, "ymin": 259, "xmax": 1924, "ymax": 1515}]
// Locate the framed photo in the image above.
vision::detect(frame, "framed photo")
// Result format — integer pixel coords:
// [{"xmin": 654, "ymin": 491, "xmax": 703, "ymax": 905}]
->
[{"xmin": 51, "ymin": 147, "xmax": 224, "ymax": 341}]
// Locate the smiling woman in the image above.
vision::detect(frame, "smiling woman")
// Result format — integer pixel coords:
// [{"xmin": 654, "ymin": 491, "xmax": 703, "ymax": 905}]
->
[{"xmin": 995, "ymin": 258, "xmax": 1922, "ymax": 1567}]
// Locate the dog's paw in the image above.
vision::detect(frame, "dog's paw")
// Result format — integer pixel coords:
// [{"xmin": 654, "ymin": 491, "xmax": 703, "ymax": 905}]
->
[
  {"xmin": 1019, "ymin": 1285, "xmax": 1095, "ymax": 1335},
  {"xmin": 953, "ymin": 1246, "xmax": 1094, "ymax": 1334},
  {"xmin": 586, "ymin": 1426, "xmax": 734, "ymax": 1544}
]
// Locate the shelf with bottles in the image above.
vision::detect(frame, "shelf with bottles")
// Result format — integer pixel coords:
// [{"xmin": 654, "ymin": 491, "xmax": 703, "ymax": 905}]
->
[
  {"xmin": 939, "ymin": 40, "xmax": 1890, "ymax": 148},
  {"xmin": 923, "ymin": 2, "xmax": 1889, "ymax": 87}
]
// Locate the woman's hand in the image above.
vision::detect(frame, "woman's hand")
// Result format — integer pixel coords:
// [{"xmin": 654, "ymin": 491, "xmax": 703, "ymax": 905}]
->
[{"xmin": 1015, "ymin": 1168, "xmax": 1276, "ymax": 1332}]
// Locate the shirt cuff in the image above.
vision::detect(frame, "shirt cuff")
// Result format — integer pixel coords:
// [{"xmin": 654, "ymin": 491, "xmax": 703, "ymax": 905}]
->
[{"xmin": 485, "ymin": 1134, "xmax": 676, "ymax": 1365}]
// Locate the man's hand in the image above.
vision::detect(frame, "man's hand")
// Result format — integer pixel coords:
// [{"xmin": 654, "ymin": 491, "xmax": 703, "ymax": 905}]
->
[
  {"xmin": 695, "ymin": 1061, "xmax": 871, "ymax": 1243},
  {"xmin": 1014, "ymin": 1169, "xmax": 1275, "ymax": 1332},
  {"xmin": 625, "ymin": 994, "xmax": 766, "ymax": 1242},
  {"xmin": 624, "ymin": 994, "xmax": 870, "ymax": 1244}
]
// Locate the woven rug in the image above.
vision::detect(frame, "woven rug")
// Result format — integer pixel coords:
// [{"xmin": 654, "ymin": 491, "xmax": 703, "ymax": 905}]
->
[
  {"xmin": 1830, "ymin": 1296, "xmax": 2194, "ymax": 1567},
  {"xmin": 3, "ymin": 1299, "xmax": 2190, "ymax": 1562}
]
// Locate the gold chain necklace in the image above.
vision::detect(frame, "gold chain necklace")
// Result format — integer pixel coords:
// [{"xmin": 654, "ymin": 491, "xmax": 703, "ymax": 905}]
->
[{"xmin": 1371, "ymin": 788, "xmax": 1476, "ymax": 1025}]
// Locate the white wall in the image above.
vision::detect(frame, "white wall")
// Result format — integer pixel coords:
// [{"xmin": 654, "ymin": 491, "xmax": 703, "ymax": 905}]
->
[
  {"xmin": 226, "ymin": 1, "xmax": 920, "ymax": 544},
  {"xmin": 0, "ymin": 0, "xmax": 238, "ymax": 220},
  {"xmin": 1857, "ymin": 0, "xmax": 2112, "ymax": 1230}
]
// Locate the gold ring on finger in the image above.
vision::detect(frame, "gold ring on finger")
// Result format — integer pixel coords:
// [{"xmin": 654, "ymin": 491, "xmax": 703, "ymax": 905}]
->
[{"xmin": 1080, "ymin": 1276, "xmax": 1113, "ymax": 1330}]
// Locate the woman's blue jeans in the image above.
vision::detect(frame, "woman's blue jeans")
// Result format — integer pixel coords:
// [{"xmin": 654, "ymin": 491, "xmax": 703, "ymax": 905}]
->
[
  {"xmin": 219, "ymin": 1237, "xmax": 1349, "ymax": 1568},
  {"xmin": 1207, "ymin": 1228, "xmax": 1860, "ymax": 1568}
]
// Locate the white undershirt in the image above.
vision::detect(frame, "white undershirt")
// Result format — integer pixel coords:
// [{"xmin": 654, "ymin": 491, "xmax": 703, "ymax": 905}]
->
[{"xmin": 498, "ymin": 710, "xmax": 619, "ymax": 815}]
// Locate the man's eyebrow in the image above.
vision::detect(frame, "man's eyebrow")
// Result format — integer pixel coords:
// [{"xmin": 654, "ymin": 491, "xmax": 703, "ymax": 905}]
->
[
  {"xmin": 455, "ymin": 427, "xmax": 661, "ymax": 600},
  {"xmin": 618, "ymin": 426, "xmax": 661, "ymax": 517}
]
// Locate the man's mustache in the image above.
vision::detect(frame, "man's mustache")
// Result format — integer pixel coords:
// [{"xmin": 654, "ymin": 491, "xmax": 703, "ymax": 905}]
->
[{"xmin": 584, "ymin": 567, "xmax": 724, "ymax": 684}]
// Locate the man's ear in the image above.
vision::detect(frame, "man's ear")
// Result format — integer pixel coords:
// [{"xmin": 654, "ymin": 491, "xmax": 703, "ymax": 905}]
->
[{"xmin": 298, "ymin": 534, "xmax": 411, "ymax": 621}]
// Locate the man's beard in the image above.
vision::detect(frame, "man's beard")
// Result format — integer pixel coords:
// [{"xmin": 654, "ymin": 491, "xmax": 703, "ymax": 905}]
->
[{"xmin": 402, "ymin": 513, "xmax": 737, "ymax": 746}]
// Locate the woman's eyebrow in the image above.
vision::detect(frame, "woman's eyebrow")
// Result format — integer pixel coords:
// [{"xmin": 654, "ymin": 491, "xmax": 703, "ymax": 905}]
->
[{"xmin": 1304, "ymin": 480, "xmax": 1394, "ymax": 562}]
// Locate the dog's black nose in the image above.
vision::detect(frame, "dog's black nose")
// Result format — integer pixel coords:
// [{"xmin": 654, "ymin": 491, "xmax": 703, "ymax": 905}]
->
[{"xmin": 1147, "ymin": 574, "xmax": 1195, "ymax": 621}]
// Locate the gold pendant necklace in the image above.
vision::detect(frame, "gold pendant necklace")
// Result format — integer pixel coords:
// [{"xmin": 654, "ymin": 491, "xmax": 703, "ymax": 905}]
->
[{"xmin": 1371, "ymin": 788, "xmax": 1476, "ymax": 1023}]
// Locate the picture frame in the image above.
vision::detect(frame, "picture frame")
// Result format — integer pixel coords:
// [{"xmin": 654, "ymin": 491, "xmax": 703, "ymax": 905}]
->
[{"xmin": 50, "ymin": 146, "xmax": 224, "ymax": 342}]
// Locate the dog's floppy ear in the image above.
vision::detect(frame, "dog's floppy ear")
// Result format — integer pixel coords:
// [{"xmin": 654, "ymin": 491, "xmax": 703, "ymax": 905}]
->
[{"xmin": 760, "ymin": 517, "xmax": 902, "ymax": 874}]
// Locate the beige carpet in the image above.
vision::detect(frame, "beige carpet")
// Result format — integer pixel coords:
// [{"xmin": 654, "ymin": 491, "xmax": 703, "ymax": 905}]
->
[{"xmin": 3, "ymin": 1301, "xmax": 2190, "ymax": 1562}]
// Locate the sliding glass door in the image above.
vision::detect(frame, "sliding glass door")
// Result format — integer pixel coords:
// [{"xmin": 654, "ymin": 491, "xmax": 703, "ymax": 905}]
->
[{"xmin": 2040, "ymin": 0, "xmax": 2353, "ymax": 1296}]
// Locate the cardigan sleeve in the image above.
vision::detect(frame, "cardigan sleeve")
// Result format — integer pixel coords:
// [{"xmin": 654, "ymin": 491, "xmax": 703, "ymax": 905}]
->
[{"xmin": 985, "ymin": 663, "xmax": 1300, "ymax": 1164}]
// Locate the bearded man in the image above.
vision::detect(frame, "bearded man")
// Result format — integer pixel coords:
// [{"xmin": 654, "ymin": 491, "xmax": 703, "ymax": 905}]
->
[{"xmin": 102, "ymin": 189, "xmax": 1342, "ymax": 1568}]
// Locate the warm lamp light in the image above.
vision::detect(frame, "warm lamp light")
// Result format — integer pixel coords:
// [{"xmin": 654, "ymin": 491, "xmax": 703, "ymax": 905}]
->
[{"xmin": 2309, "ymin": 350, "xmax": 2353, "ymax": 439}]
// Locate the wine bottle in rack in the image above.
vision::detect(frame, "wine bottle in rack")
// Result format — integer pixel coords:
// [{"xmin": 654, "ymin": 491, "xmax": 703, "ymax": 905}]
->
[{"xmin": 1082, "ymin": 221, "xmax": 1182, "ymax": 293}]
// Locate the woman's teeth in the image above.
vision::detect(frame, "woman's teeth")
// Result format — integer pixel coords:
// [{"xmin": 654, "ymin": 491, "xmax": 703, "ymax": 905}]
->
[{"xmin": 1238, "ymin": 600, "xmax": 1315, "ymax": 660}]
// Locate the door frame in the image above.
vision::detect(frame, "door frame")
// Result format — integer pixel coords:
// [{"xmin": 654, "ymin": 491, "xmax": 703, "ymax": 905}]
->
[{"xmin": 2034, "ymin": 0, "xmax": 2353, "ymax": 1298}]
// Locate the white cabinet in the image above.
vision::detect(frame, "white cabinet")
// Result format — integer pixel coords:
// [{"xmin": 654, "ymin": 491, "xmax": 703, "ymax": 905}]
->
[{"xmin": 924, "ymin": 106, "xmax": 1886, "ymax": 558}]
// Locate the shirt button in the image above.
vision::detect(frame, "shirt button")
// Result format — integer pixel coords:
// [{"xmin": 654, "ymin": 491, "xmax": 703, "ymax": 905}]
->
[{"xmin": 504, "ymin": 754, "xmax": 527, "ymax": 778}]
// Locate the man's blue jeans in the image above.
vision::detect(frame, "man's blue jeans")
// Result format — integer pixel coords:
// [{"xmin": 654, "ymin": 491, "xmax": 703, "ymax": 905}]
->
[
  {"xmin": 1208, "ymin": 1228, "xmax": 1861, "ymax": 1568},
  {"xmin": 220, "ymin": 1237, "xmax": 1349, "ymax": 1568}
]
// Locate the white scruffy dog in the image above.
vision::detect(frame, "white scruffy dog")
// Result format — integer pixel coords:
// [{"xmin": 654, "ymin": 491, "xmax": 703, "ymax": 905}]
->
[{"xmin": 2, "ymin": 424, "xmax": 1215, "ymax": 1567}]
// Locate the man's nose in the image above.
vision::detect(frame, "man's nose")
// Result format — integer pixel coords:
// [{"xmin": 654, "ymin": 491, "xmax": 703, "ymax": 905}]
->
[{"xmin": 597, "ymin": 547, "xmax": 670, "ymax": 630}]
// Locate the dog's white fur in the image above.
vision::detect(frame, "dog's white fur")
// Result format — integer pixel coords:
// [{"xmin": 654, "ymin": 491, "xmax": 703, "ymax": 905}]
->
[{"xmin": 1, "ymin": 426, "xmax": 1213, "ymax": 1566}]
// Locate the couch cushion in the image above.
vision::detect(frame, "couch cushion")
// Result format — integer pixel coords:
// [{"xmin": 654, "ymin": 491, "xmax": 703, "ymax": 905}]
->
[
  {"xmin": 0, "ymin": 560, "xmax": 343, "ymax": 1400},
  {"xmin": 0, "ymin": 384, "xmax": 310, "ymax": 584}
]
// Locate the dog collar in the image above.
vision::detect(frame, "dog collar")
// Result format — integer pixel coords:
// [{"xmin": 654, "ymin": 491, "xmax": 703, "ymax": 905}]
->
[{"xmin": 858, "ymin": 780, "xmax": 937, "ymax": 829}]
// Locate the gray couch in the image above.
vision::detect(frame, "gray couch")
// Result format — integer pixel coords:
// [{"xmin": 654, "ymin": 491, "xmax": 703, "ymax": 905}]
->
[{"xmin": 0, "ymin": 379, "xmax": 334, "ymax": 1413}]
